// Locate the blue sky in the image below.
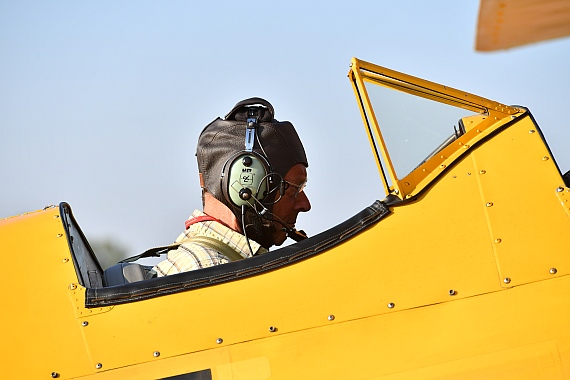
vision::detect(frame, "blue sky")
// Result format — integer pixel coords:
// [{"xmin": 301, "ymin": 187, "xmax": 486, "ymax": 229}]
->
[{"xmin": 2, "ymin": 1, "xmax": 569, "ymax": 258}]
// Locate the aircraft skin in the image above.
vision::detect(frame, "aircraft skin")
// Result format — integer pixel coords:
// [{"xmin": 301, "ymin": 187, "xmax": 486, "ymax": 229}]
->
[{"xmin": 2, "ymin": 58, "xmax": 570, "ymax": 379}]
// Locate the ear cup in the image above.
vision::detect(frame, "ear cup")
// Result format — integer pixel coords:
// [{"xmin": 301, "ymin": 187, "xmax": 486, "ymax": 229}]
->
[{"xmin": 222, "ymin": 152, "xmax": 270, "ymax": 207}]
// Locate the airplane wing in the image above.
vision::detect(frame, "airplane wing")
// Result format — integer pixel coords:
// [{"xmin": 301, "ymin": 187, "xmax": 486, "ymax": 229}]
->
[{"xmin": 476, "ymin": 0, "xmax": 570, "ymax": 51}]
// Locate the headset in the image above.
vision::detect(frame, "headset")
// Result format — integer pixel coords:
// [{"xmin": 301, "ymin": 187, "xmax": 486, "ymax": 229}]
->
[
  {"xmin": 219, "ymin": 104, "xmax": 308, "ymax": 246},
  {"xmin": 220, "ymin": 107, "xmax": 274, "ymax": 209}
]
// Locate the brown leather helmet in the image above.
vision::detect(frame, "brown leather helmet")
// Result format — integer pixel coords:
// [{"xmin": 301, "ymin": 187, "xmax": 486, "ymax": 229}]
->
[{"xmin": 196, "ymin": 97, "xmax": 308, "ymax": 215}]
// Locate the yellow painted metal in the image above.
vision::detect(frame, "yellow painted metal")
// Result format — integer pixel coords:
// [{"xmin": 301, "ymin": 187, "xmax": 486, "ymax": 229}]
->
[
  {"xmin": 31, "ymin": 277, "xmax": 570, "ymax": 380},
  {"xmin": 556, "ymin": 186, "xmax": 570, "ymax": 219},
  {"xmin": 352, "ymin": 58, "xmax": 518, "ymax": 116},
  {"xmin": 0, "ymin": 207, "xmax": 93, "ymax": 379},
  {"xmin": 471, "ymin": 116, "xmax": 570, "ymax": 287},
  {"xmin": 2, "ymin": 58, "xmax": 570, "ymax": 378},
  {"xmin": 350, "ymin": 58, "xmax": 398, "ymax": 196}
]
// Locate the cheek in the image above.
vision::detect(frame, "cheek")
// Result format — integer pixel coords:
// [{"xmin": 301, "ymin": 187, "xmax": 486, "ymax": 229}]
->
[{"xmin": 273, "ymin": 197, "xmax": 294, "ymax": 218}]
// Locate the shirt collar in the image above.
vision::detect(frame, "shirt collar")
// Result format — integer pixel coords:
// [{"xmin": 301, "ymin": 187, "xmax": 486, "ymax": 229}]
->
[{"xmin": 185, "ymin": 210, "xmax": 267, "ymax": 258}]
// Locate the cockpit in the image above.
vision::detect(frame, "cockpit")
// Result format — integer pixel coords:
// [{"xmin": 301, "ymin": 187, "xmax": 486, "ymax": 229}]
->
[{"xmin": 61, "ymin": 58, "xmax": 570, "ymax": 308}]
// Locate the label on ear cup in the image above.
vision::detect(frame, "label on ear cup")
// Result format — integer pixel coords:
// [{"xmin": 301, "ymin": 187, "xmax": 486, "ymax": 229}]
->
[{"xmin": 227, "ymin": 154, "xmax": 268, "ymax": 207}]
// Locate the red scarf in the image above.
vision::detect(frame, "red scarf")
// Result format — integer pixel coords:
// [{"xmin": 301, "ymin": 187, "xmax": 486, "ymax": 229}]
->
[{"xmin": 185, "ymin": 215, "xmax": 233, "ymax": 230}]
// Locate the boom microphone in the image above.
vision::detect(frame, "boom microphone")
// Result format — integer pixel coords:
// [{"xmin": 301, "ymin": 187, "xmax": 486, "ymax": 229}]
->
[
  {"xmin": 247, "ymin": 194, "xmax": 309, "ymax": 242},
  {"xmin": 286, "ymin": 228, "xmax": 308, "ymax": 242}
]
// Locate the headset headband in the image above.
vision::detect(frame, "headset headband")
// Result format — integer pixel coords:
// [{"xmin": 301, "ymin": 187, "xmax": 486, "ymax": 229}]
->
[{"xmin": 225, "ymin": 97, "xmax": 275, "ymax": 121}]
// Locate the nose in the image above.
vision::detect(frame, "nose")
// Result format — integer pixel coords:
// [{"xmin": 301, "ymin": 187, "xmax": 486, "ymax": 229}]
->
[{"xmin": 296, "ymin": 190, "xmax": 311, "ymax": 212}]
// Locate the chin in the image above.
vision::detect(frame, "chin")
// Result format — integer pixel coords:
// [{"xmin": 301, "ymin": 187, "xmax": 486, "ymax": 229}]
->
[{"xmin": 272, "ymin": 234, "xmax": 287, "ymax": 247}]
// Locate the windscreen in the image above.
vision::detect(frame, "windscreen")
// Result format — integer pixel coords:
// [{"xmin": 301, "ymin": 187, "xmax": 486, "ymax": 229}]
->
[{"xmin": 363, "ymin": 80, "xmax": 479, "ymax": 179}]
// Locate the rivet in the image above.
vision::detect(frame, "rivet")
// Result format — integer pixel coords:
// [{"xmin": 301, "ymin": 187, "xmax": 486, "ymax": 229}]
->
[
  {"xmin": 486, "ymin": 202, "xmax": 493, "ymax": 207},
  {"xmin": 328, "ymin": 315, "xmax": 335, "ymax": 321},
  {"xmin": 69, "ymin": 284, "xmax": 77, "ymax": 290},
  {"xmin": 476, "ymin": 129, "xmax": 482, "ymax": 133},
  {"xmin": 543, "ymin": 156, "xmax": 549, "ymax": 161},
  {"xmin": 463, "ymin": 145, "xmax": 470, "ymax": 149},
  {"xmin": 557, "ymin": 187, "xmax": 565, "ymax": 192},
  {"xmin": 62, "ymin": 258, "xmax": 69, "ymax": 263},
  {"xmin": 550, "ymin": 268, "xmax": 557, "ymax": 274},
  {"xmin": 153, "ymin": 351, "xmax": 160, "ymax": 357},
  {"xmin": 269, "ymin": 326, "xmax": 277, "ymax": 332},
  {"xmin": 494, "ymin": 238, "xmax": 502, "ymax": 243},
  {"xmin": 51, "ymin": 372, "xmax": 60, "ymax": 378},
  {"xmin": 449, "ymin": 290, "xmax": 456, "ymax": 296},
  {"xmin": 81, "ymin": 321, "xmax": 88, "ymax": 327},
  {"xmin": 440, "ymin": 164, "xmax": 446, "ymax": 169},
  {"xmin": 56, "ymin": 233, "xmax": 63, "ymax": 238},
  {"xmin": 467, "ymin": 172, "xmax": 471, "ymax": 176},
  {"xmin": 479, "ymin": 170, "xmax": 486, "ymax": 174},
  {"xmin": 529, "ymin": 130, "xmax": 535, "ymax": 133},
  {"xmin": 405, "ymin": 194, "xmax": 412, "ymax": 199},
  {"xmin": 216, "ymin": 338, "xmax": 223, "ymax": 344},
  {"xmin": 422, "ymin": 168, "xmax": 427, "ymax": 172},
  {"xmin": 503, "ymin": 278, "xmax": 511, "ymax": 284},
  {"xmin": 95, "ymin": 363, "xmax": 102, "ymax": 369},
  {"xmin": 387, "ymin": 302, "xmax": 395, "ymax": 309},
  {"xmin": 53, "ymin": 215, "xmax": 60, "ymax": 219}
]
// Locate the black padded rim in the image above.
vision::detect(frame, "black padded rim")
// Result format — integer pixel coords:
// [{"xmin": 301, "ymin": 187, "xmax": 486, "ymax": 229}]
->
[{"xmin": 85, "ymin": 200, "xmax": 390, "ymax": 307}]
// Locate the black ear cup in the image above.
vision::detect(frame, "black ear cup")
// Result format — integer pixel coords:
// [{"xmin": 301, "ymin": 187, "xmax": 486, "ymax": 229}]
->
[{"xmin": 221, "ymin": 152, "xmax": 270, "ymax": 208}]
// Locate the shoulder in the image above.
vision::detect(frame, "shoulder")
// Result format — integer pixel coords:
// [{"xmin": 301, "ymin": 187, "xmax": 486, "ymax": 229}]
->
[{"xmin": 154, "ymin": 241, "xmax": 231, "ymax": 276}]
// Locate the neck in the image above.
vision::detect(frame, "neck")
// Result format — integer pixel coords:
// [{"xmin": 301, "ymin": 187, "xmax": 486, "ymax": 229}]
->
[{"xmin": 203, "ymin": 192, "xmax": 242, "ymax": 232}]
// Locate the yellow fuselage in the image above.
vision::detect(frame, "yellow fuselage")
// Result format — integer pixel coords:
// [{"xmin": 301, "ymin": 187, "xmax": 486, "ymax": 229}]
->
[{"xmin": 2, "ymin": 59, "xmax": 569, "ymax": 379}]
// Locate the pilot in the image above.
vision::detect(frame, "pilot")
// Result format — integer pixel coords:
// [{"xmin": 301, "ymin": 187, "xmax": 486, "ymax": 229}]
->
[{"xmin": 153, "ymin": 98, "xmax": 311, "ymax": 276}]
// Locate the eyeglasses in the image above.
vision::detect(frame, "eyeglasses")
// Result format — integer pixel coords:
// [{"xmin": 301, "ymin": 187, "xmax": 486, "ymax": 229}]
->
[{"xmin": 283, "ymin": 180, "xmax": 307, "ymax": 198}]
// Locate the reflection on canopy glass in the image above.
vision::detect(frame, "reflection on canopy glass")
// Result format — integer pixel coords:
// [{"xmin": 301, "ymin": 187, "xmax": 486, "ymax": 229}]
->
[{"xmin": 363, "ymin": 80, "xmax": 478, "ymax": 178}]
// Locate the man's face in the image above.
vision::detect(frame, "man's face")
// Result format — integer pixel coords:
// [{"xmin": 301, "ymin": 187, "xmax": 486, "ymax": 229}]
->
[{"xmin": 270, "ymin": 163, "xmax": 311, "ymax": 246}]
